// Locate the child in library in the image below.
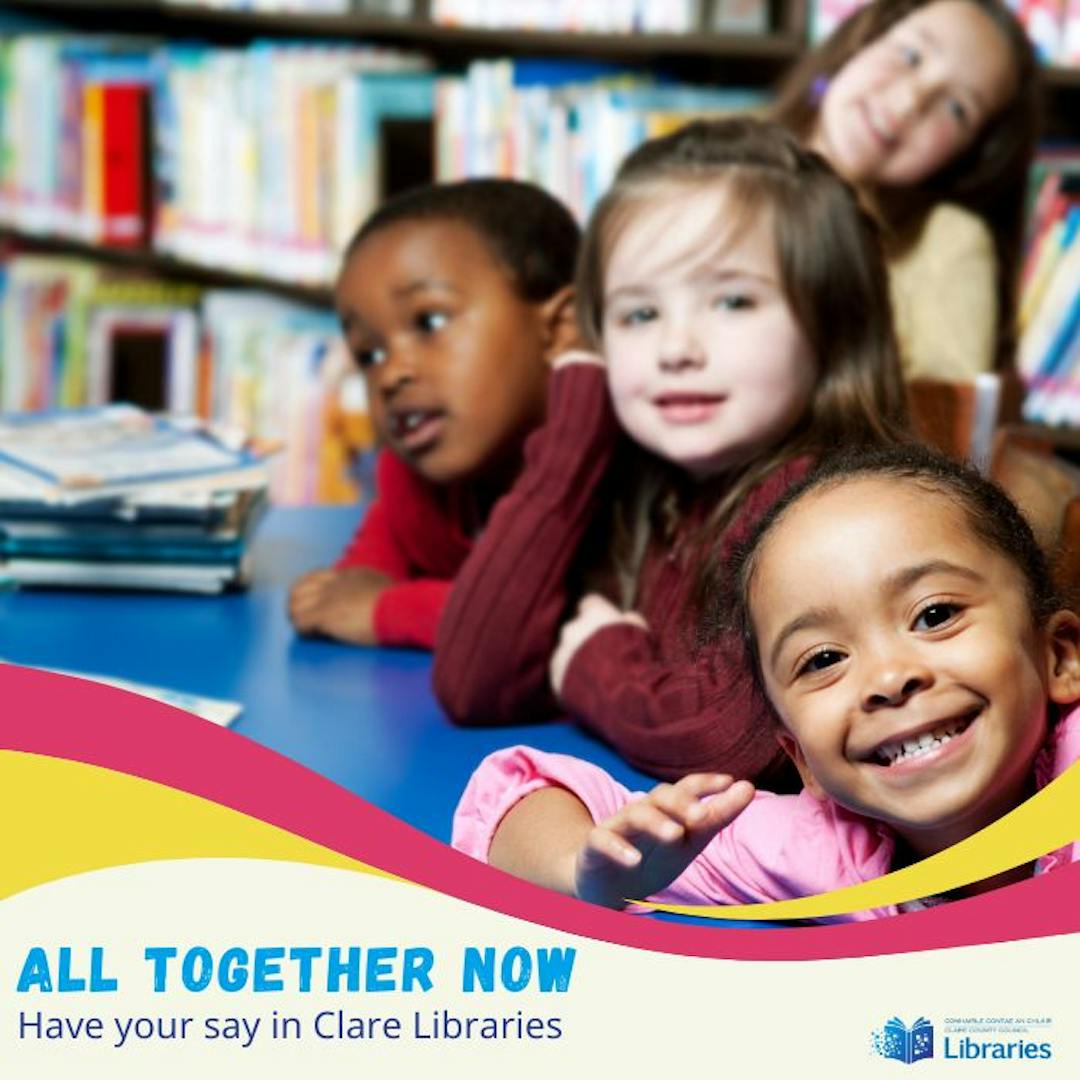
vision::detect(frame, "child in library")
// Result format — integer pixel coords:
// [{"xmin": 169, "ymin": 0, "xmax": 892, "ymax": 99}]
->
[
  {"xmin": 288, "ymin": 179, "xmax": 580, "ymax": 650},
  {"xmin": 433, "ymin": 117, "xmax": 909, "ymax": 784},
  {"xmin": 453, "ymin": 444, "xmax": 1080, "ymax": 919},
  {"xmin": 772, "ymin": 0, "xmax": 1041, "ymax": 380}
]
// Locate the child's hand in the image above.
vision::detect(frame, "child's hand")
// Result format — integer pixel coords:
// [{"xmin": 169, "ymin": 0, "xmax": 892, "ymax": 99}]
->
[
  {"xmin": 288, "ymin": 566, "xmax": 390, "ymax": 645},
  {"xmin": 550, "ymin": 593, "xmax": 647, "ymax": 696},
  {"xmin": 552, "ymin": 349, "xmax": 605, "ymax": 370},
  {"xmin": 575, "ymin": 774, "xmax": 755, "ymax": 909}
]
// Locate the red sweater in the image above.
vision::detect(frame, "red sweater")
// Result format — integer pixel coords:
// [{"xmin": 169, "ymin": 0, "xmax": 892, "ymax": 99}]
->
[
  {"xmin": 335, "ymin": 450, "xmax": 473, "ymax": 649},
  {"xmin": 433, "ymin": 363, "xmax": 809, "ymax": 783}
]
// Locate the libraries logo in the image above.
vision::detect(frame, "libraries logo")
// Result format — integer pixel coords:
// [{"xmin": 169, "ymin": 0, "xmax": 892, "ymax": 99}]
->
[{"xmin": 872, "ymin": 1016, "xmax": 934, "ymax": 1064}]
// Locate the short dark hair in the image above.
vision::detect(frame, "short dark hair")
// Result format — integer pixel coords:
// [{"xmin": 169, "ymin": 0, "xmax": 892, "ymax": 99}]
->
[
  {"xmin": 345, "ymin": 179, "xmax": 580, "ymax": 302},
  {"xmin": 715, "ymin": 444, "xmax": 1061, "ymax": 691}
]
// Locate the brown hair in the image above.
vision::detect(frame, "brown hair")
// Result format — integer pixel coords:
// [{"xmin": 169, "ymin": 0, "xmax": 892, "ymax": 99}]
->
[
  {"xmin": 771, "ymin": 0, "xmax": 1042, "ymax": 368},
  {"xmin": 574, "ymin": 117, "xmax": 910, "ymax": 607}
]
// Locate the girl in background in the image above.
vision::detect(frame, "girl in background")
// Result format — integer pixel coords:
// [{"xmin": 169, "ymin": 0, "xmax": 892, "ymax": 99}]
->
[
  {"xmin": 455, "ymin": 445, "xmax": 1080, "ymax": 919},
  {"xmin": 773, "ymin": 0, "xmax": 1041, "ymax": 379},
  {"xmin": 434, "ymin": 118, "xmax": 908, "ymax": 783},
  {"xmin": 288, "ymin": 179, "xmax": 580, "ymax": 650}
]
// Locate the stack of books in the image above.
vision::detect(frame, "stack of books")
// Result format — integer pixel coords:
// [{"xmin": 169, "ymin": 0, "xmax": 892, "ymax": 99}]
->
[{"xmin": 0, "ymin": 403, "xmax": 270, "ymax": 592}]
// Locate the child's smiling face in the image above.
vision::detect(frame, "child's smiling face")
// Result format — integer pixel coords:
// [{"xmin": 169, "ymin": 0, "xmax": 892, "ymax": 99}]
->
[
  {"xmin": 749, "ymin": 477, "xmax": 1079, "ymax": 857},
  {"xmin": 601, "ymin": 186, "xmax": 816, "ymax": 479},
  {"xmin": 815, "ymin": 0, "xmax": 1016, "ymax": 187},
  {"xmin": 336, "ymin": 218, "xmax": 551, "ymax": 485}
]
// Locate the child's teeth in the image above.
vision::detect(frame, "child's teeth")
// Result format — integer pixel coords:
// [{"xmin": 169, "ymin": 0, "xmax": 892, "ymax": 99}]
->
[{"xmin": 874, "ymin": 717, "xmax": 973, "ymax": 766}]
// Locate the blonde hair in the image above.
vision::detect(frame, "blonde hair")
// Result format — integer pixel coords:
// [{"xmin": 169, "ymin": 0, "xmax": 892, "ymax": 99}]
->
[{"xmin": 574, "ymin": 117, "xmax": 910, "ymax": 607}]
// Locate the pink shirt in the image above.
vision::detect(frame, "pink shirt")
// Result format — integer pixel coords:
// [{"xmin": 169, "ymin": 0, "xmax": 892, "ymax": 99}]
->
[{"xmin": 452, "ymin": 703, "xmax": 1080, "ymax": 921}]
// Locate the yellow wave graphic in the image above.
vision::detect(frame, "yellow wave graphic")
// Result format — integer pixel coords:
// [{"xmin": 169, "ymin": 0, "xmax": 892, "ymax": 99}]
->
[
  {"xmin": 0, "ymin": 750, "xmax": 387, "ymax": 901},
  {"xmin": 10, "ymin": 747, "xmax": 1077, "ymax": 925},
  {"xmin": 643, "ymin": 761, "xmax": 1080, "ymax": 920}
]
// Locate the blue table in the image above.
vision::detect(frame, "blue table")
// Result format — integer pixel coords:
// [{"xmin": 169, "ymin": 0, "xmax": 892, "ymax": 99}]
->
[{"xmin": 0, "ymin": 506, "xmax": 658, "ymax": 844}]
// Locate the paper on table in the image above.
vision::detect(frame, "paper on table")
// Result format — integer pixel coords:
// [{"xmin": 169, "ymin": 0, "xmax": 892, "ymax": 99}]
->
[{"xmin": 2, "ymin": 660, "xmax": 242, "ymax": 726}]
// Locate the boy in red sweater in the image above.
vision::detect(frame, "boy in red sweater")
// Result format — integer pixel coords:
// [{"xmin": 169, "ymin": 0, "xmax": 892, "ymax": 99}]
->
[{"xmin": 288, "ymin": 180, "xmax": 580, "ymax": 649}]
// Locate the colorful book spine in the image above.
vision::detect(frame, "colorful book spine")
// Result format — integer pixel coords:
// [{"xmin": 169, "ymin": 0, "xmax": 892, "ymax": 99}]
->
[
  {"xmin": 430, "ymin": 0, "xmax": 701, "ymax": 32},
  {"xmin": 434, "ymin": 59, "xmax": 764, "ymax": 219},
  {"xmin": 151, "ymin": 41, "xmax": 431, "ymax": 285},
  {"xmin": 101, "ymin": 82, "xmax": 149, "ymax": 246}
]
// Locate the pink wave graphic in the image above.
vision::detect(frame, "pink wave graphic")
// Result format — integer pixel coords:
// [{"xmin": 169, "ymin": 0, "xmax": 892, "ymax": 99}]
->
[{"xmin": 4, "ymin": 662, "xmax": 1080, "ymax": 961}]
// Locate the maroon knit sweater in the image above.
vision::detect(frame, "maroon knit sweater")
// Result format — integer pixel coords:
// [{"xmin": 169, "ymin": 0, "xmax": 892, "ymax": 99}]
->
[{"xmin": 433, "ymin": 363, "xmax": 809, "ymax": 784}]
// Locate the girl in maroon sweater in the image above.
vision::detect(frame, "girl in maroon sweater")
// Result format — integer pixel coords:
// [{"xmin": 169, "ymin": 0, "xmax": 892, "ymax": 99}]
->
[
  {"xmin": 434, "ymin": 118, "xmax": 911, "ymax": 784},
  {"xmin": 288, "ymin": 180, "xmax": 580, "ymax": 650}
]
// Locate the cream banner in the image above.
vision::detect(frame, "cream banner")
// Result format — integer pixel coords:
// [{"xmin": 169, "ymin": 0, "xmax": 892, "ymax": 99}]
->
[{"xmin": 2, "ymin": 859, "xmax": 1077, "ymax": 1078}]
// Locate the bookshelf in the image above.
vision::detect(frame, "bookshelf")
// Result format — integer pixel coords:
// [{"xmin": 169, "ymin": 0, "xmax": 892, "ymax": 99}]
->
[
  {"xmin": 2, "ymin": 2, "xmax": 805, "ymax": 61},
  {"xmin": 11, "ymin": 1, "xmax": 1080, "ymax": 85},
  {"xmin": 0, "ymin": 228, "xmax": 334, "ymax": 308},
  {"xmin": 0, "ymin": 0, "xmax": 1078, "ymax": 489},
  {"xmin": 0, "ymin": 0, "xmax": 1077, "ymax": 305},
  {"xmin": 0, "ymin": 0, "xmax": 813, "ymax": 307}
]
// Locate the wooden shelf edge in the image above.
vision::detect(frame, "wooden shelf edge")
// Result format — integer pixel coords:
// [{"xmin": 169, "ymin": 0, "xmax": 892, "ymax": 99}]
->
[
  {"xmin": 4, "ymin": 1, "xmax": 804, "ymax": 60},
  {"xmin": 0, "ymin": 227, "xmax": 335, "ymax": 308},
  {"xmin": 1046, "ymin": 65, "xmax": 1080, "ymax": 89},
  {"xmin": 6, "ymin": 2, "xmax": 1079, "ymax": 84},
  {"xmin": 1004, "ymin": 421, "xmax": 1080, "ymax": 454}
]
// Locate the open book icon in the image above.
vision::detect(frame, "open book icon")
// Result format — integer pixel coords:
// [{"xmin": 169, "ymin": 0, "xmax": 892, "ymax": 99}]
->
[{"xmin": 873, "ymin": 1016, "xmax": 934, "ymax": 1064}]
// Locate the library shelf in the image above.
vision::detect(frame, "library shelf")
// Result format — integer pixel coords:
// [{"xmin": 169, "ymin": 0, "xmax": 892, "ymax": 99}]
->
[
  {"xmin": 1007, "ymin": 422, "xmax": 1080, "ymax": 458},
  {"xmin": 0, "ymin": 2, "xmax": 803, "ymax": 67},
  {"xmin": 1047, "ymin": 64, "xmax": 1080, "ymax": 89},
  {"xmin": 1, "ymin": 2, "xmax": 1076, "ymax": 320},
  {"xmin": 0, "ymin": 227, "xmax": 335, "ymax": 309},
  {"xmin": 5, "ymin": 1, "xmax": 1077, "ymax": 94}
]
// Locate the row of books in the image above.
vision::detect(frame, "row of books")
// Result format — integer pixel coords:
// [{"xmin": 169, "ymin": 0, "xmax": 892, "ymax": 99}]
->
[
  {"xmin": 154, "ymin": 41, "xmax": 431, "ymax": 284},
  {"xmin": 169, "ymin": 0, "xmax": 756, "ymax": 32},
  {"xmin": 0, "ymin": 37, "xmax": 155, "ymax": 247},
  {"xmin": 0, "ymin": 31, "xmax": 775, "ymax": 279},
  {"xmin": 164, "ymin": 0, "xmax": 416, "ymax": 13},
  {"xmin": 0, "ymin": 255, "xmax": 369, "ymax": 505},
  {"xmin": 0, "ymin": 35, "xmax": 431, "ymax": 285},
  {"xmin": 164, "ymin": 0, "xmax": 352, "ymax": 9},
  {"xmin": 1019, "ymin": 152, "xmax": 1080, "ymax": 426},
  {"xmin": 434, "ymin": 60, "xmax": 764, "ymax": 219},
  {"xmin": 2, "ymin": 23, "xmax": 1078, "ymax": 283},
  {"xmin": 430, "ymin": 0, "xmax": 704, "ymax": 33},
  {"xmin": 0, "ymin": 403, "xmax": 269, "ymax": 592}
]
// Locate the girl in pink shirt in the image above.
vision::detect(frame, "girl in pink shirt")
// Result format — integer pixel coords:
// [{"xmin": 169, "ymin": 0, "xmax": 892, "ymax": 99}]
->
[{"xmin": 454, "ymin": 445, "xmax": 1080, "ymax": 919}]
